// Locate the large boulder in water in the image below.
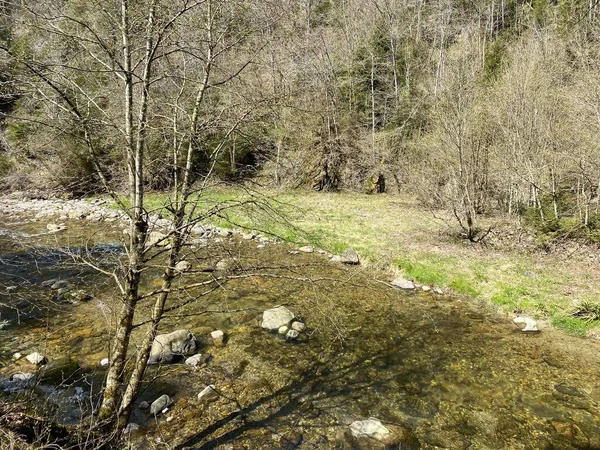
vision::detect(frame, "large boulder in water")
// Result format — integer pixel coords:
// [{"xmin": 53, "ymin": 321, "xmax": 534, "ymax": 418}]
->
[
  {"xmin": 261, "ymin": 306, "xmax": 295, "ymax": 331},
  {"xmin": 148, "ymin": 330, "xmax": 197, "ymax": 365}
]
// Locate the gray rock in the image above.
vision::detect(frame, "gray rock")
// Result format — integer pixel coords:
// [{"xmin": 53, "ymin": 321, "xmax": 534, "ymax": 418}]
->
[
  {"xmin": 286, "ymin": 329, "xmax": 300, "ymax": 341},
  {"xmin": 148, "ymin": 329, "xmax": 197, "ymax": 365},
  {"xmin": 185, "ymin": 354, "xmax": 204, "ymax": 367},
  {"xmin": 211, "ymin": 330, "xmax": 225, "ymax": 346},
  {"xmin": 261, "ymin": 306, "xmax": 295, "ymax": 331},
  {"xmin": 138, "ymin": 401, "xmax": 150, "ymax": 410},
  {"xmin": 298, "ymin": 246, "xmax": 314, "ymax": 253},
  {"xmin": 51, "ymin": 280, "xmax": 70, "ymax": 290},
  {"xmin": 340, "ymin": 248, "xmax": 360, "ymax": 265},
  {"xmin": 174, "ymin": 260, "xmax": 192, "ymax": 272},
  {"xmin": 124, "ymin": 423, "xmax": 140, "ymax": 437},
  {"xmin": 349, "ymin": 418, "xmax": 390, "ymax": 440},
  {"xmin": 291, "ymin": 321, "xmax": 306, "ymax": 332},
  {"xmin": 197, "ymin": 385, "xmax": 218, "ymax": 403},
  {"xmin": 11, "ymin": 372, "xmax": 34, "ymax": 383},
  {"xmin": 278, "ymin": 325, "xmax": 289, "ymax": 335},
  {"xmin": 100, "ymin": 358, "xmax": 109, "ymax": 367},
  {"xmin": 391, "ymin": 277, "xmax": 415, "ymax": 290},
  {"xmin": 215, "ymin": 258, "xmax": 238, "ymax": 271},
  {"xmin": 433, "ymin": 287, "xmax": 444, "ymax": 295},
  {"xmin": 25, "ymin": 352, "xmax": 47, "ymax": 365},
  {"xmin": 150, "ymin": 394, "xmax": 173, "ymax": 415},
  {"xmin": 422, "ymin": 285, "xmax": 432, "ymax": 292},
  {"xmin": 41, "ymin": 278, "xmax": 59, "ymax": 288}
]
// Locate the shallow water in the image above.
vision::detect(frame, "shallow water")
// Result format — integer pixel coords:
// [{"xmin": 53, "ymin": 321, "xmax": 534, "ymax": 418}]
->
[{"xmin": 1, "ymin": 215, "xmax": 600, "ymax": 449}]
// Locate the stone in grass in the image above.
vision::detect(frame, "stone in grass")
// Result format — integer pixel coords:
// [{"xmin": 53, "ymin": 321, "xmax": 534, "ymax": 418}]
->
[
  {"xmin": 422, "ymin": 285, "xmax": 432, "ymax": 292},
  {"xmin": 340, "ymin": 249, "xmax": 360, "ymax": 265},
  {"xmin": 100, "ymin": 358, "xmax": 109, "ymax": 367},
  {"xmin": 261, "ymin": 306, "xmax": 295, "ymax": 331},
  {"xmin": 298, "ymin": 246, "xmax": 314, "ymax": 253},
  {"xmin": 211, "ymin": 330, "xmax": 225, "ymax": 346},
  {"xmin": 391, "ymin": 277, "xmax": 415, "ymax": 290},
  {"xmin": 513, "ymin": 316, "xmax": 539, "ymax": 332},
  {"xmin": 278, "ymin": 325, "xmax": 289, "ymax": 335},
  {"xmin": 198, "ymin": 385, "xmax": 219, "ymax": 403},
  {"xmin": 150, "ymin": 394, "xmax": 173, "ymax": 415},
  {"xmin": 349, "ymin": 418, "xmax": 391, "ymax": 440},
  {"xmin": 25, "ymin": 352, "xmax": 47, "ymax": 366}
]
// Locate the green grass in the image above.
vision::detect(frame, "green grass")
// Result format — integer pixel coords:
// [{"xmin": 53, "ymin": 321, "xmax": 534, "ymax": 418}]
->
[{"xmin": 103, "ymin": 186, "xmax": 600, "ymax": 337}]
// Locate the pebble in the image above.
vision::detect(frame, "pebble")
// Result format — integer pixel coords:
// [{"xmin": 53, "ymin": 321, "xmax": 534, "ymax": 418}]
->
[
  {"xmin": 100, "ymin": 358, "xmax": 109, "ymax": 367},
  {"xmin": 298, "ymin": 246, "xmax": 314, "ymax": 253},
  {"xmin": 286, "ymin": 329, "xmax": 299, "ymax": 341},
  {"xmin": 291, "ymin": 321, "xmax": 305, "ymax": 332},
  {"xmin": 211, "ymin": 330, "xmax": 225, "ymax": 346},
  {"xmin": 25, "ymin": 352, "xmax": 47, "ymax": 365},
  {"xmin": 391, "ymin": 277, "xmax": 415, "ymax": 290}
]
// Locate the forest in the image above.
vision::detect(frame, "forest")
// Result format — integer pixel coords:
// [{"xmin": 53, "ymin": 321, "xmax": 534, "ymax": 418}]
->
[{"xmin": 1, "ymin": 0, "xmax": 600, "ymax": 242}]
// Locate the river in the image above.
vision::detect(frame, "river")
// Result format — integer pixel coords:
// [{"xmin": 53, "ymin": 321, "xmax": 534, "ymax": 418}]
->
[{"xmin": 1, "ymin": 211, "xmax": 599, "ymax": 449}]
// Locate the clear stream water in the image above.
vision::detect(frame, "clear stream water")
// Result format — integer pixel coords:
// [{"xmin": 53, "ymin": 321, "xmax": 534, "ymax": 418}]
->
[{"xmin": 0, "ymin": 215, "xmax": 599, "ymax": 449}]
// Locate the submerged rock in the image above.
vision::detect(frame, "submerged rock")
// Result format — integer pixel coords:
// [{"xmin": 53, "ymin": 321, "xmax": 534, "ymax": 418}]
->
[
  {"xmin": 340, "ymin": 248, "xmax": 360, "ymax": 265},
  {"xmin": 215, "ymin": 258, "xmax": 238, "ymax": 271},
  {"xmin": 150, "ymin": 394, "xmax": 173, "ymax": 415},
  {"xmin": 211, "ymin": 330, "xmax": 225, "ymax": 346},
  {"xmin": 197, "ymin": 384, "xmax": 219, "ymax": 403},
  {"xmin": 174, "ymin": 260, "xmax": 192, "ymax": 272},
  {"xmin": 391, "ymin": 277, "xmax": 415, "ymax": 290},
  {"xmin": 148, "ymin": 329, "xmax": 197, "ymax": 364},
  {"xmin": 513, "ymin": 316, "xmax": 539, "ymax": 332},
  {"xmin": 349, "ymin": 418, "xmax": 391, "ymax": 440},
  {"xmin": 261, "ymin": 306, "xmax": 295, "ymax": 331}
]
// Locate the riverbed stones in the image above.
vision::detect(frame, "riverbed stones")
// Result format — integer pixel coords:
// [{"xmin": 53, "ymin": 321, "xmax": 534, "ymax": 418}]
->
[
  {"xmin": 197, "ymin": 385, "xmax": 218, "ymax": 403},
  {"xmin": 148, "ymin": 329, "xmax": 197, "ymax": 364},
  {"xmin": 349, "ymin": 418, "xmax": 390, "ymax": 440},
  {"xmin": 285, "ymin": 329, "xmax": 299, "ymax": 341},
  {"xmin": 215, "ymin": 258, "xmax": 238, "ymax": 271},
  {"xmin": 261, "ymin": 306, "xmax": 295, "ymax": 331},
  {"xmin": 291, "ymin": 321, "xmax": 306, "ymax": 332},
  {"xmin": 150, "ymin": 394, "xmax": 173, "ymax": 415},
  {"xmin": 185, "ymin": 354, "xmax": 204, "ymax": 367},
  {"xmin": 25, "ymin": 352, "xmax": 47, "ymax": 365},
  {"xmin": 340, "ymin": 248, "xmax": 360, "ymax": 265},
  {"xmin": 513, "ymin": 316, "xmax": 539, "ymax": 332},
  {"xmin": 175, "ymin": 260, "xmax": 192, "ymax": 272},
  {"xmin": 391, "ymin": 277, "xmax": 415, "ymax": 290},
  {"xmin": 51, "ymin": 280, "xmax": 70, "ymax": 290},
  {"xmin": 211, "ymin": 330, "xmax": 225, "ymax": 346}
]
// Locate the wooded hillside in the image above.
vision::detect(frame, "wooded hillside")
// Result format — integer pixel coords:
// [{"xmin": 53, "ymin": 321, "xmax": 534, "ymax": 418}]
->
[{"xmin": 1, "ymin": 0, "xmax": 600, "ymax": 240}]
